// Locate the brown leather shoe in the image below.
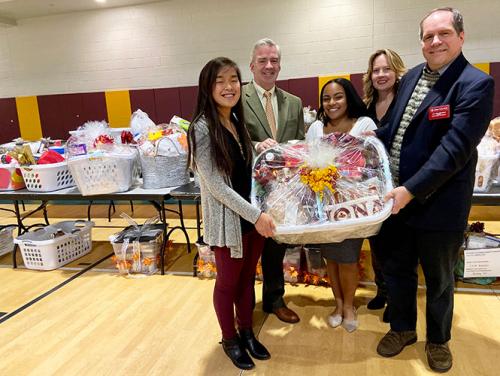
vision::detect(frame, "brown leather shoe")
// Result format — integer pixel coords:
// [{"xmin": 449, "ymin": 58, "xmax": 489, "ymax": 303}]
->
[
  {"xmin": 377, "ymin": 329, "xmax": 417, "ymax": 357},
  {"xmin": 272, "ymin": 306, "xmax": 300, "ymax": 323},
  {"xmin": 426, "ymin": 342, "xmax": 452, "ymax": 373}
]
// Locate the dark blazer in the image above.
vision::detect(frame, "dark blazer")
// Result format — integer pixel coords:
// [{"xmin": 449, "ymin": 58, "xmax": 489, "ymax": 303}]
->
[
  {"xmin": 242, "ymin": 82, "xmax": 305, "ymax": 144},
  {"xmin": 377, "ymin": 53, "xmax": 494, "ymax": 231}
]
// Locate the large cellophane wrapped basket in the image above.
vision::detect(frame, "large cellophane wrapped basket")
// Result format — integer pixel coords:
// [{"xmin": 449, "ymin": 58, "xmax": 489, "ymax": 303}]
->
[{"xmin": 251, "ymin": 133, "xmax": 393, "ymax": 244}]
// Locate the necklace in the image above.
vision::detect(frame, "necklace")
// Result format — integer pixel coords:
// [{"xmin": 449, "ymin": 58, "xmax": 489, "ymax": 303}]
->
[{"xmin": 223, "ymin": 120, "xmax": 244, "ymax": 155}]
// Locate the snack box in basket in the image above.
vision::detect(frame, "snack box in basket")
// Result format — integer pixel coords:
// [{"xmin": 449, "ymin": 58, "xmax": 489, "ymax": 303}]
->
[
  {"xmin": 251, "ymin": 134, "xmax": 393, "ymax": 244},
  {"xmin": 68, "ymin": 149, "xmax": 137, "ymax": 196},
  {"xmin": 0, "ymin": 164, "xmax": 25, "ymax": 191},
  {"xmin": 109, "ymin": 224, "xmax": 164, "ymax": 275},
  {"xmin": 20, "ymin": 161, "xmax": 74, "ymax": 192},
  {"xmin": 14, "ymin": 220, "xmax": 94, "ymax": 270}
]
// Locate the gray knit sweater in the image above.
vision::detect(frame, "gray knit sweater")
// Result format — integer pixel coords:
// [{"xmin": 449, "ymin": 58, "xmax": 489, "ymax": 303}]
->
[{"xmin": 192, "ymin": 117, "xmax": 262, "ymax": 258}]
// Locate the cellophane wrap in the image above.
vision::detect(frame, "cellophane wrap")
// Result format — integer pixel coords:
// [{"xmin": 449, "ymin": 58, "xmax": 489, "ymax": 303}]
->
[{"xmin": 251, "ymin": 133, "xmax": 393, "ymax": 244}]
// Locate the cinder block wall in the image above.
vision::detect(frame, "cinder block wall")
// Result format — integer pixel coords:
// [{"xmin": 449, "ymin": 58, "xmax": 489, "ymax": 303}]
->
[{"xmin": 1, "ymin": 0, "xmax": 500, "ymax": 98}]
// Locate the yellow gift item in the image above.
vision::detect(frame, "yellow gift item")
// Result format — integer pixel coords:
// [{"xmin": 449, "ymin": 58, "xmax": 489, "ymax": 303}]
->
[{"xmin": 148, "ymin": 130, "xmax": 163, "ymax": 141}]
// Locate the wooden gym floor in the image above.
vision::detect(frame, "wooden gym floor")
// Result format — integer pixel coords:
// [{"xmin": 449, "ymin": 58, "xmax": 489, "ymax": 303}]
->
[{"xmin": 0, "ymin": 203, "xmax": 499, "ymax": 375}]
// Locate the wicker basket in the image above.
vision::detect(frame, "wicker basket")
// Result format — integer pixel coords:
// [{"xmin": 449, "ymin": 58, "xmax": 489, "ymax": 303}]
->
[{"xmin": 140, "ymin": 137, "xmax": 189, "ymax": 189}]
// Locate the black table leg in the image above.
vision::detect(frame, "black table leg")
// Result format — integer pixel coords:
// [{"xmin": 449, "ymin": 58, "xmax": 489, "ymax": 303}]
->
[{"xmin": 160, "ymin": 199, "xmax": 168, "ymax": 275}]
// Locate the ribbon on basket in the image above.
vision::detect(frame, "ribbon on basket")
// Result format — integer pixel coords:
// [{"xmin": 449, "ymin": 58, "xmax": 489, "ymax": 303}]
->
[{"xmin": 114, "ymin": 213, "xmax": 161, "ymax": 276}]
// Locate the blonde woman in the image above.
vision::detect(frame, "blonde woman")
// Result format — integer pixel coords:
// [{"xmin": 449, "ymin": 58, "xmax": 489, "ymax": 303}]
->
[{"xmin": 363, "ymin": 49, "xmax": 406, "ymax": 320}]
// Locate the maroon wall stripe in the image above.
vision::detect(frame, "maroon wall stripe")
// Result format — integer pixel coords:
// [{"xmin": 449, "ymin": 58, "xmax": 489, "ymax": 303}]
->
[
  {"xmin": 155, "ymin": 88, "xmax": 182, "ymax": 124},
  {"xmin": 350, "ymin": 73, "xmax": 365, "ymax": 99},
  {"xmin": 288, "ymin": 77, "xmax": 319, "ymax": 109},
  {"xmin": 179, "ymin": 86, "xmax": 198, "ymax": 121},
  {"xmin": 489, "ymin": 62, "xmax": 500, "ymax": 118},
  {"xmin": 129, "ymin": 89, "xmax": 157, "ymax": 124},
  {"xmin": 0, "ymin": 97, "xmax": 21, "ymax": 143}
]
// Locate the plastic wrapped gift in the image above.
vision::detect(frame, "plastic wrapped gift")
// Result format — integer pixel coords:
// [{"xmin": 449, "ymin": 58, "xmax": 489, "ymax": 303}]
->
[
  {"xmin": 251, "ymin": 133, "xmax": 393, "ymax": 244},
  {"xmin": 109, "ymin": 214, "xmax": 163, "ymax": 276},
  {"xmin": 283, "ymin": 247, "xmax": 301, "ymax": 283}
]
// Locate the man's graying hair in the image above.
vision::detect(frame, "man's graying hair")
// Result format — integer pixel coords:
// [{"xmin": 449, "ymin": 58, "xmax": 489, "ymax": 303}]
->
[
  {"xmin": 250, "ymin": 38, "xmax": 281, "ymax": 62},
  {"xmin": 419, "ymin": 7, "xmax": 464, "ymax": 40}
]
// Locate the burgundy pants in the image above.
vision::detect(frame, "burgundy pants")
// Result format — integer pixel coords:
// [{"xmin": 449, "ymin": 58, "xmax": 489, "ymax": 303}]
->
[{"xmin": 212, "ymin": 229, "xmax": 265, "ymax": 340}]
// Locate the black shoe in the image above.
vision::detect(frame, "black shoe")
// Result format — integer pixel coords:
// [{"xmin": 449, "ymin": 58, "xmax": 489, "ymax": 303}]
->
[
  {"xmin": 239, "ymin": 329, "xmax": 271, "ymax": 360},
  {"xmin": 367, "ymin": 295, "xmax": 386, "ymax": 310},
  {"xmin": 221, "ymin": 336, "xmax": 255, "ymax": 370}
]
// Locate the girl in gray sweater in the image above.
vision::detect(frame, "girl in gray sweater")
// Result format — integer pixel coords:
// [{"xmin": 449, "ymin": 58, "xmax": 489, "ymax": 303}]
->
[{"xmin": 187, "ymin": 57, "xmax": 275, "ymax": 371}]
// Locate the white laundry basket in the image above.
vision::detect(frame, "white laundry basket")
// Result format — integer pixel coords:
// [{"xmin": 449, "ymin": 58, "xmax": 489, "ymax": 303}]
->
[
  {"xmin": 14, "ymin": 220, "xmax": 94, "ymax": 270},
  {"xmin": 20, "ymin": 162, "xmax": 74, "ymax": 192},
  {"xmin": 68, "ymin": 150, "xmax": 137, "ymax": 195}
]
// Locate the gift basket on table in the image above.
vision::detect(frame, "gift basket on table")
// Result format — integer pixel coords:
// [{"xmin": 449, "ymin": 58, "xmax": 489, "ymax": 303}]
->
[
  {"xmin": 109, "ymin": 214, "xmax": 164, "ymax": 276},
  {"xmin": 474, "ymin": 117, "xmax": 500, "ymax": 192},
  {"xmin": 251, "ymin": 133, "xmax": 393, "ymax": 244},
  {"xmin": 4, "ymin": 142, "xmax": 74, "ymax": 192},
  {"xmin": 14, "ymin": 220, "xmax": 94, "ymax": 270},
  {"xmin": 66, "ymin": 121, "xmax": 138, "ymax": 195},
  {"xmin": 132, "ymin": 111, "xmax": 190, "ymax": 189}
]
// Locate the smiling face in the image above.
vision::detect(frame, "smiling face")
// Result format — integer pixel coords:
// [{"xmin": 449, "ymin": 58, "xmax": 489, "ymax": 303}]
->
[
  {"xmin": 250, "ymin": 45, "xmax": 281, "ymax": 90},
  {"xmin": 421, "ymin": 10, "xmax": 464, "ymax": 71},
  {"xmin": 212, "ymin": 66, "xmax": 240, "ymax": 112},
  {"xmin": 322, "ymin": 82, "xmax": 348, "ymax": 121},
  {"xmin": 371, "ymin": 54, "xmax": 397, "ymax": 93}
]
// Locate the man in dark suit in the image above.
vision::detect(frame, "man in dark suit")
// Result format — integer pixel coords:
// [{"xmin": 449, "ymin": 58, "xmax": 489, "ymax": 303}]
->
[
  {"xmin": 372, "ymin": 7, "xmax": 494, "ymax": 373},
  {"xmin": 242, "ymin": 38, "xmax": 305, "ymax": 323}
]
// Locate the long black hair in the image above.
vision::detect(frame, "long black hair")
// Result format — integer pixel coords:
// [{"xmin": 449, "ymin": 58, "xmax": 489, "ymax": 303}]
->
[
  {"xmin": 317, "ymin": 78, "xmax": 367, "ymax": 124},
  {"xmin": 187, "ymin": 57, "xmax": 253, "ymax": 176}
]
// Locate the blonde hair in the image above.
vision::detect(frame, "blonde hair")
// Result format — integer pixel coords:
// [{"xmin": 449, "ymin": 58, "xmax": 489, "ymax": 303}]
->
[{"xmin": 363, "ymin": 49, "xmax": 406, "ymax": 108}]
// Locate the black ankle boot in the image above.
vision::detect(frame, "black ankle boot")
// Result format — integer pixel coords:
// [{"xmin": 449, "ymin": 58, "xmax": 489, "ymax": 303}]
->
[
  {"xmin": 221, "ymin": 336, "xmax": 255, "ymax": 370},
  {"xmin": 367, "ymin": 295, "xmax": 386, "ymax": 310},
  {"xmin": 239, "ymin": 329, "xmax": 271, "ymax": 360}
]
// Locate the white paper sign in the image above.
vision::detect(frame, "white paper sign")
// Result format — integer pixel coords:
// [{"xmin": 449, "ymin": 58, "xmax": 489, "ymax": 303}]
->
[{"xmin": 463, "ymin": 247, "xmax": 500, "ymax": 278}]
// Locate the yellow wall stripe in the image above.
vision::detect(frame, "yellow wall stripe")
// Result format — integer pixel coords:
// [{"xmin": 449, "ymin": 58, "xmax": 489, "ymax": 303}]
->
[
  {"xmin": 474, "ymin": 62, "xmax": 490, "ymax": 75},
  {"xmin": 105, "ymin": 90, "xmax": 132, "ymax": 128},
  {"xmin": 15, "ymin": 96, "xmax": 43, "ymax": 141},
  {"xmin": 317, "ymin": 74, "xmax": 351, "ymax": 107}
]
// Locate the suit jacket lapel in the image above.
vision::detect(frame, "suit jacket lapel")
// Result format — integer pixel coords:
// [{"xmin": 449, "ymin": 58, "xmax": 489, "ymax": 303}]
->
[
  {"xmin": 412, "ymin": 53, "xmax": 468, "ymax": 121},
  {"xmin": 244, "ymin": 84, "xmax": 273, "ymax": 139},
  {"xmin": 276, "ymin": 88, "xmax": 289, "ymax": 142}
]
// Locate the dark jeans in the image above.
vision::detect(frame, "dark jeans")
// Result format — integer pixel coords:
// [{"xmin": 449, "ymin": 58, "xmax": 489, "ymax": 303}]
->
[
  {"xmin": 212, "ymin": 229, "xmax": 265, "ymax": 339},
  {"xmin": 369, "ymin": 236, "xmax": 387, "ymax": 297},
  {"xmin": 375, "ymin": 215, "xmax": 463, "ymax": 343},
  {"xmin": 261, "ymin": 238, "xmax": 288, "ymax": 311}
]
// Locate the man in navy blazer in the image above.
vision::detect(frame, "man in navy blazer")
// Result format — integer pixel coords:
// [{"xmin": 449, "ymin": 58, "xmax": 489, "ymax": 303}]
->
[{"xmin": 373, "ymin": 7, "xmax": 494, "ymax": 373}]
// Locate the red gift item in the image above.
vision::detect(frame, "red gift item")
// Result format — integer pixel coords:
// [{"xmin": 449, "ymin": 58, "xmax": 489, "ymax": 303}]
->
[
  {"xmin": 337, "ymin": 149, "xmax": 366, "ymax": 179},
  {"xmin": 37, "ymin": 150, "xmax": 65, "ymax": 165},
  {"xmin": 93, "ymin": 134, "xmax": 114, "ymax": 147},
  {"xmin": 283, "ymin": 144, "xmax": 307, "ymax": 168},
  {"xmin": 1, "ymin": 154, "xmax": 12, "ymax": 164},
  {"xmin": 121, "ymin": 130, "xmax": 134, "ymax": 144}
]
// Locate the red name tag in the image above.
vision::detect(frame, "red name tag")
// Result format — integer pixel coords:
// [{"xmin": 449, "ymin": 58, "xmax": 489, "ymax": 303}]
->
[{"xmin": 428, "ymin": 105, "xmax": 450, "ymax": 120}]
